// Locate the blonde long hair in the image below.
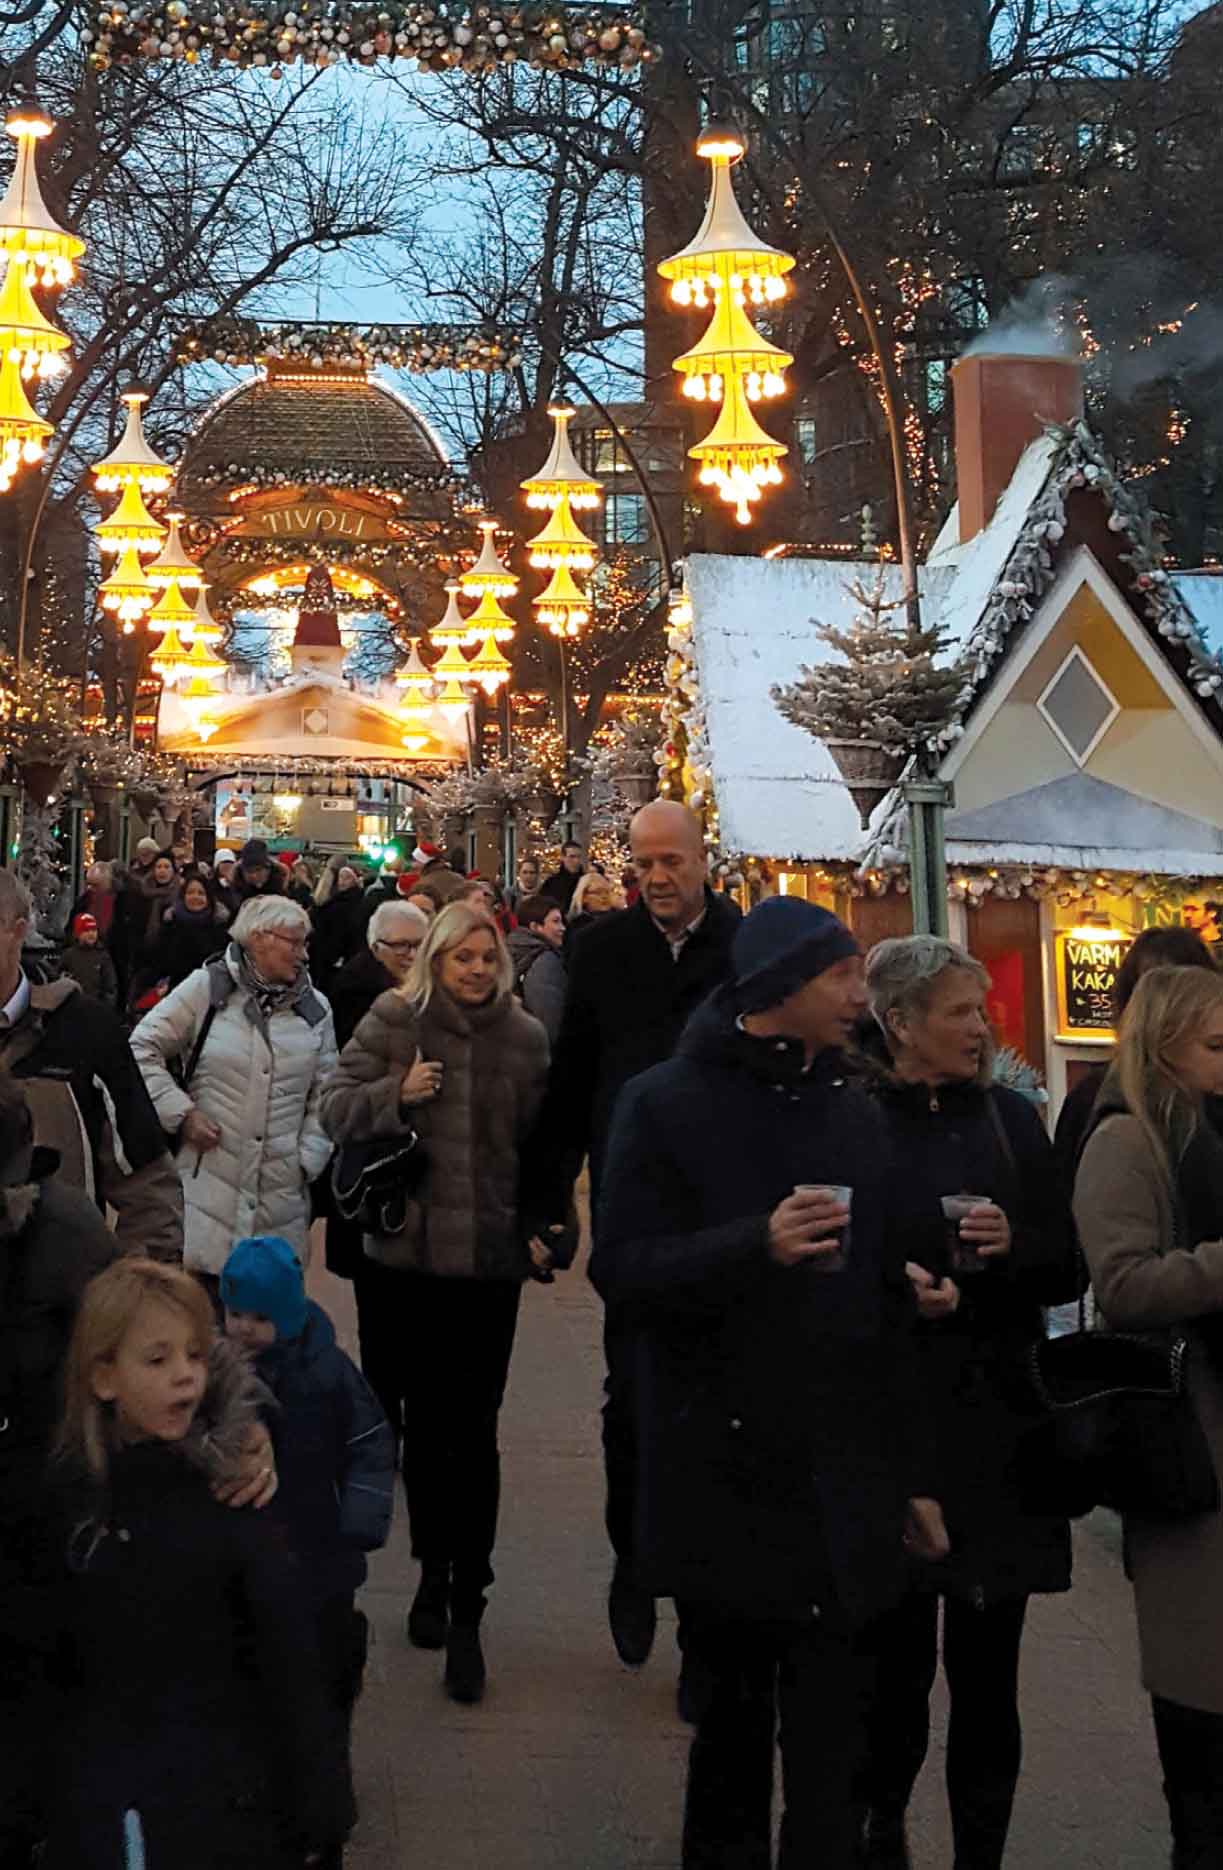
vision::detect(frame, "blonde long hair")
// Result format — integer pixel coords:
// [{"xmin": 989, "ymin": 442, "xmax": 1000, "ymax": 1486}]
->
[
  {"xmin": 402, "ymin": 899, "xmax": 512, "ymax": 1011},
  {"xmin": 56, "ymin": 1259, "xmax": 215, "ymax": 1482},
  {"xmin": 1117, "ymin": 964, "xmax": 1223, "ymax": 1184}
]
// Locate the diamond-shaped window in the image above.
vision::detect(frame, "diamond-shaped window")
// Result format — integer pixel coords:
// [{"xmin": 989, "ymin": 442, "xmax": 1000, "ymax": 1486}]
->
[{"xmin": 1037, "ymin": 648, "xmax": 1119, "ymax": 766}]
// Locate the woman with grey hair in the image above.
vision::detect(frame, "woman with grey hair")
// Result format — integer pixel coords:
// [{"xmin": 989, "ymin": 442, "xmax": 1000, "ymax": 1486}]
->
[
  {"xmin": 131, "ymin": 894, "xmax": 337, "ymax": 1276},
  {"xmin": 854, "ymin": 935, "xmax": 1077, "ymax": 1870},
  {"xmin": 322, "ymin": 899, "xmax": 558, "ymax": 1706}
]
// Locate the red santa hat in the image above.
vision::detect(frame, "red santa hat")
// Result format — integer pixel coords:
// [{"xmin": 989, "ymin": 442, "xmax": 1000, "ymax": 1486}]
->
[
  {"xmin": 413, "ymin": 841, "xmax": 442, "ymax": 866},
  {"xmin": 396, "ymin": 872, "xmax": 422, "ymax": 897}
]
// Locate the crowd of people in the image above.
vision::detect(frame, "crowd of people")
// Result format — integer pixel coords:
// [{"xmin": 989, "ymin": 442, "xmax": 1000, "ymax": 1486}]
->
[{"xmin": 0, "ymin": 805, "xmax": 1221, "ymax": 1869}]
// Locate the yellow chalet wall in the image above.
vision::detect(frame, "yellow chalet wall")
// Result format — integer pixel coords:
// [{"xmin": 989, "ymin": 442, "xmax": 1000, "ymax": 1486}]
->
[{"xmin": 947, "ymin": 567, "xmax": 1223, "ymax": 831}]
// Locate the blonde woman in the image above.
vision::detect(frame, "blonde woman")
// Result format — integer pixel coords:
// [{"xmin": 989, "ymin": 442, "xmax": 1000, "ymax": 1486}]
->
[
  {"xmin": 1075, "ymin": 964, "xmax": 1223, "ymax": 1867},
  {"xmin": 565, "ymin": 869, "xmax": 622, "ymax": 959},
  {"xmin": 321, "ymin": 900, "xmax": 555, "ymax": 1703}
]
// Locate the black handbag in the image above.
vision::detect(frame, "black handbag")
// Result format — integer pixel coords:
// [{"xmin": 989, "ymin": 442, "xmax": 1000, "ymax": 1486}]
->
[
  {"xmin": 331, "ymin": 1133, "xmax": 428, "ymax": 1236},
  {"xmin": 1018, "ymin": 1301, "xmax": 1220, "ymax": 1521}
]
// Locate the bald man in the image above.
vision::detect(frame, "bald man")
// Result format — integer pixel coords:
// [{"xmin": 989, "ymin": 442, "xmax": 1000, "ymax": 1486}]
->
[{"xmin": 531, "ymin": 799, "xmax": 739, "ymax": 1684}]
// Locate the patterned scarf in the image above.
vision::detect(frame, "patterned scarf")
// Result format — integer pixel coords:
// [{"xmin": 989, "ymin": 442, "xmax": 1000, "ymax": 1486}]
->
[{"xmin": 232, "ymin": 940, "xmax": 308, "ymax": 1033}]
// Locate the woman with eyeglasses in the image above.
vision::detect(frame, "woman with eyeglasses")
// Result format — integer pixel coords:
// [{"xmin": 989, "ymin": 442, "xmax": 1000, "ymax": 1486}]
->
[{"xmin": 131, "ymin": 895, "xmax": 338, "ymax": 1281}]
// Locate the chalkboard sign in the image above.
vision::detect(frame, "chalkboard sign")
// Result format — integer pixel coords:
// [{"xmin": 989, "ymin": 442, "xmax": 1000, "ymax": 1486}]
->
[{"xmin": 1057, "ymin": 930, "xmax": 1133, "ymax": 1037}]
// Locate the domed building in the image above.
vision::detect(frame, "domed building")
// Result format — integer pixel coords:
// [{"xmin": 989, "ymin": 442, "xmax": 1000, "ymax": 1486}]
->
[{"xmin": 160, "ymin": 355, "xmax": 469, "ymax": 856}]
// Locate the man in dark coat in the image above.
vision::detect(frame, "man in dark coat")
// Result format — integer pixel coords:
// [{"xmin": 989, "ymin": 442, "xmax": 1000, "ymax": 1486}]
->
[
  {"xmin": 535, "ymin": 799, "xmax": 740, "ymax": 1674},
  {"xmin": 232, "ymin": 838, "xmax": 287, "ymax": 906},
  {"xmin": 539, "ymin": 840, "xmax": 586, "ymax": 915},
  {"xmin": 0, "ymin": 870, "xmax": 182, "ymax": 1260},
  {"xmin": 592, "ymin": 897, "xmax": 946, "ymax": 1870}
]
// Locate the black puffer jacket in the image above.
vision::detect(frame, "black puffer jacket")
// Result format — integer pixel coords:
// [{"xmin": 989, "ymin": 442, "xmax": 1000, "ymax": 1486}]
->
[
  {"xmin": 592, "ymin": 991, "xmax": 933, "ymax": 1630},
  {"xmin": 40, "ymin": 1352, "xmax": 350, "ymax": 1869},
  {"xmin": 855, "ymin": 1038, "xmax": 1079, "ymax": 1603}
]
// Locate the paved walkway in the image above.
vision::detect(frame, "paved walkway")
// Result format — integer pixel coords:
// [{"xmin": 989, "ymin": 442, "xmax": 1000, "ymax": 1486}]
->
[{"xmin": 309, "ymin": 1251, "xmax": 1170, "ymax": 1870}]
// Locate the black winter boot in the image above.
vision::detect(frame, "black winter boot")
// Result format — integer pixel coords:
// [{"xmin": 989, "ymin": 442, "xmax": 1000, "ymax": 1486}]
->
[
  {"xmin": 444, "ymin": 1623, "xmax": 486, "ymax": 1704},
  {"xmin": 406, "ymin": 1562, "xmax": 450, "ymax": 1650}
]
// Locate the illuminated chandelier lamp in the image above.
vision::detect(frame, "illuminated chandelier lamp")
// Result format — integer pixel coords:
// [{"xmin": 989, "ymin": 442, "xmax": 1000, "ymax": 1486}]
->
[
  {"xmin": 534, "ymin": 561, "xmax": 591, "ymax": 638},
  {"xmin": 182, "ymin": 633, "xmax": 226, "ymax": 679},
  {"xmin": 0, "ymin": 246, "xmax": 71, "ymax": 381},
  {"xmin": 189, "ymin": 583, "xmax": 223, "ymax": 644},
  {"xmin": 657, "ymin": 122, "xmax": 796, "ymax": 525},
  {"xmin": 467, "ymin": 632, "xmax": 512, "ymax": 696},
  {"xmin": 526, "ymin": 490, "xmax": 597, "ymax": 570},
  {"xmin": 459, "ymin": 518, "xmax": 517, "ymax": 603},
  {"xmin": 94, "ymin": 478, "xmax": 165, "ymax": 556},
  {"xmin": 149, "ymin": 625, "xmax": 191, "ymax": 686},
  {"xmin": 463, "ymin": 585, "xmax": 516, "ymax": 646},
  {"xmin": 179, "ymin": 674, "xmax": 221, "ymax": 742},
  {"xmin": 394, "ymin": 639, "xmax": 437, "ymax": 754},
  {"xmin": 393, "ymin": 635, "xmax": 436, "ymax": 693},
  {"xmin": 146, "ymin": 573, "xmax": 197, "ymax": 635},
  {"xmin": 98, "ymin": 541, "xmax": 156, "ymax": 630},
  {"xmin": 436, "ymin": 678, "xmax": 471, "ymax": 724},
  {"xmin": 520, "ymin": 404, "xmax": 601, "ymax": 511},
  {"xmin": 91, "ymin": 387, "xmax": 174, "ymax": 492},
  {"xmin": 146, "ymin": 509, "xmax": 204, "ymax": 589},
  {"xmin": 0, "ymin": 356, "xmax": 50, "ymax": 490},
  {"xmin": 0, "ymin": 103, "xmax": 85, "ymax": 285},
  {"xmin": 427, "ymin": 580, "xmax": 478, "ymax": 696}
]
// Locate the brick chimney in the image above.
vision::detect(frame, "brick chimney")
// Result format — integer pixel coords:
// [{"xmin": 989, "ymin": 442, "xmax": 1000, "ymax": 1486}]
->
[{"xmin": 951, "ymin": 352, "xmax": 1083, "ymax": 544}]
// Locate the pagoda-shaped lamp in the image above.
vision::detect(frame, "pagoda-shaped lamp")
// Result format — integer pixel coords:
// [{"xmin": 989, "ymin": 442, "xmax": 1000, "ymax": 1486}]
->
[
  {"xmin": 0, "ymin": 103, "xmax": 85, "ymax": 287},
  {"xmin": 149, "ymin": 626, "xmax": 192, "ymax": 687},
  {"xmin": 179, "ymin": 673, "xmax": 221, "ymax": 742},
  {"xmin": 429, "ymin": 580, "xmax": 472, "ymax": 649},
  {"xmin": 467, "ymin": 632, "xmax": 513, "ymax": 696},
  {"xmin": 94, "ymin": 479, "xmax": 165, "ymax": 557},
  {"xmin": 188, "ymin": 583, "xmax": 223, "ymax": 646},
  {"xmin": 0, "ymin": 355, "xmax": 50, "ymax": 489},
  {"xmin": 91, "ymin": 388, "xmax": 174, "ymax": 493},
  {"xmin": 146, "ymin": 575, "xmax": 197, "ymax": 636},
  {"xmin": 146, "ymin": 510, "xmax": 203, "ymax": 590},
  {"xmin": 520, "ymin": 404, "xmax": 601, "ymax": 511},
  {"xmin": 0, "ymin": 248, "xmax": 70, "ymax": 381},
  {"xmin": 436, "ymin": 677, "xmax": 472, "ymax": 724},
  {"xmin": 534, "ymin": 562, "xmax": 592, "ymax": 638},
  {"xmin": 98, "ymin": 542, "xmax": 156, "ymax": 631},
  {"xmin": 462, "ymin": 586, "xmax": 516, "ymax": 647},
  {"xmin": 181, "ymin": 633, "xmax": 227, "ymax": 681},
  {"xmin": 658, "ymin": 123, "xmax": 795, "ymax": 524},
  {"xmin": 394, "ymin": 637, "xmax": 437, "ymax": 753},
  {"xmin": 526, "ymin": 491, "xmax": 597, "ymax": 570},
  {"xmin": 459, "ymin": 519, "xmax": 518, "ymax": 603},
  {"xmin": 393, "ymin": 636, "xmax": 436, "ymax": 693}
]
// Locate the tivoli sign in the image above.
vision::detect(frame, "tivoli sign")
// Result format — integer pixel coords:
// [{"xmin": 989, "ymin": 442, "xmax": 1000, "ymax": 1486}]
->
[{"xmin": 255, "ymin": 504, "xmax": 380, "ymax": 540}]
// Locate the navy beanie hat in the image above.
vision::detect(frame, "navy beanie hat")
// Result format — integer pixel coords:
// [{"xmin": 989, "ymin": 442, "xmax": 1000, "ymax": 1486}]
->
[
  {"xmin": 732, "ymin": 896, "xmax": 859, "ymax": 1013},
  {"xmin": 220, "ymin": 1235, "xmax": 308, "ymax": 1341}
]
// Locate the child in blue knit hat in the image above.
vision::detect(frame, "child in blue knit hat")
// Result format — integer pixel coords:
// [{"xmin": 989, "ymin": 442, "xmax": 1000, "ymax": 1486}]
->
[{"xmin": 220, "ymin": 1235, "xmax": 394, "ymax": 1870}]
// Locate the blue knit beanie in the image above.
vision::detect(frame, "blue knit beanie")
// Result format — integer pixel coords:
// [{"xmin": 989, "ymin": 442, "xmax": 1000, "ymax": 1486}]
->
[
  {"xmin": 219, "ymin": 1235, "xmax": 307, "ymax": 1341},
  {"xmin": 732, "ymin": 897, "xmax": 859, "ymax": 1014}
]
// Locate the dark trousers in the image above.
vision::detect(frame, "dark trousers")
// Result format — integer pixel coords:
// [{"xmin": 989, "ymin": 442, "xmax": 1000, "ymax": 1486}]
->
[
  {"xmin": 316, "ymin": 1595, "xmax": 367, "ymax": 1842},
  {"xmin": 358, "ymin": 1264, "xmax": 521, "ymax": 1622},
  {"xmin": 678, "ymin": 1603, "xmax": 869, "ymax": 1870},
  {"xmin": 1152, "ymin": 1694, "xmax": 1223, "ymax": 1868},
  {"xmin": 602, "ymin": 1308, "xmax": 637, "ymax": 1568},
  {"xmin": 861, "ymin": 1589, "xmax": 1028, "ymax": 1870},
  {"xmin": 351, "ymin": 1258, "xmax": 406, "ymax": 1446}
]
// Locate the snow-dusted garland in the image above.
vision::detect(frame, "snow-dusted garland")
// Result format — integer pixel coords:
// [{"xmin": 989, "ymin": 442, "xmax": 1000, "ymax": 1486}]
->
[
  {"xmin": 932, "ymin": 418, "xmax": 1223, "ymax": 756},
  {"xmin": 175, "ymin": 318, "xmax": 522, "ymax": 374},
  {"xmin": 89, "ymin": 0, "xmax": 654, "ymax": 74},
  {"xmin": 195, "ymin": 461, "xmax": 459, "ymax": 497}
]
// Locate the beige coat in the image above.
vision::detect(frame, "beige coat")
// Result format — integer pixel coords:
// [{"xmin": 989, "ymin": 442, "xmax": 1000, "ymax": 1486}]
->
[
  {"xmin": 320, "ymin": 985, "xmax": 549, "ymax": 1280},
  {"xmin": 1075, "ymin": 1111, "xmax": 1223, "ymax": 1714}
]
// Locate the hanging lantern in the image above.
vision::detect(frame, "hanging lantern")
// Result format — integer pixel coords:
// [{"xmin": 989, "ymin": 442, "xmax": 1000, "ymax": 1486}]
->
[
  {"xmin": 181, "ymin": 633, "xmax": 227, "ymax": 680},
  {"xmin": 671, "ymin": 283, "xmax": 791, "ymax": 404},
  {"xmin": 400, "ymin": 700, "xmax": 433, "ymax": 754},
  {"xmin": 0, "ymin": 252, "xmax": 70, "ymax": 380},
  {"xmin": 178, "ymin": 673, "xmax": 221, "ymax": 742},
  {"xmin": 94, "ymin": 479, "xmax": 165, "ymax": 556},
  {"xmin": 459, "ymin": 519, "xmax": 517, "ymax": 600},
  {"xmin": 433, "ymin": 637, "xmax": 476, "ymax": 684},
  {"xmin": 188, "ymin": 583, "xmax": 223, "ymax": 645},
  {"xmin": 463, "ymin": 585, "xmax": 516, "ymax": 647},
  {"xmin": 0, "ymin": 353, "xmax": 50, "ymax": 489},
  {"xmin": 436, "ymin": 677, "xmax": 471, "ymax": 723},
  {"xmin": 393, "ymin": 637, "xmax": 436, "ymax": 693},
  {"xmin": 91, "ymin": 388, "xmax": 174, "ymax": 493},
  {"xmin": 467, "ymin": 632, "xmax": 512, "ymax": 695},
  {"xmin": 146, "ymin": 576, "xmax": 197, "ymax": 634},
  {"xmin": 146, "ymin": 510, "xmax": 203, "ymax": 589},
  {"xmin": 526, "ymin": 489, "xmax": 597, "ymax": 570},
  {"xmin": 520, "ymin": 404, "xmax": 601, "ymax": 511},
  {"xmin": 657, "ymin": 124, "xmax": 794, "ymax": 310},
  {"xmin": 688, "ymin": 372, "xmax": 786, "ymax": 526},
  {"xmin": 0, "ymin": 104, "xmax": 85, "ymax": 287},
  {"xmin": 533, "ymin": 561, "xmax": 592, "ymax": 637},
  {"xmin": 149, "ymin": 626, "xmax": 192, "ymax": 686},
  {"xmin": 658, "ymin": 124, "xmax": 795, "ymax": 524},
  {"xmin": 98, "ymin": 541, "xmax": 156, "ymax": 629},
  {"xmin": 428, "ymin": 580, "xmax": 471, "ymax": 649}
]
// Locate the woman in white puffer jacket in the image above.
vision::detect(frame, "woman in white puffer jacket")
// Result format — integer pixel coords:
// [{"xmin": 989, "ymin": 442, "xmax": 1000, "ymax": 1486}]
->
[{"xmin": 130, "ymin": 896, "xmax": 338, "ymax": 1275}]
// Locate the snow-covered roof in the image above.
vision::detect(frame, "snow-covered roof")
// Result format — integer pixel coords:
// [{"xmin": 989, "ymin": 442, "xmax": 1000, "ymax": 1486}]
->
[
  {"xmin": 685, "ymin": 554, "xmax": 955, "ymax": 860},
  {"xmin": 1178, "ymin": 574, "xmax": 1223, "ymax": 657}
]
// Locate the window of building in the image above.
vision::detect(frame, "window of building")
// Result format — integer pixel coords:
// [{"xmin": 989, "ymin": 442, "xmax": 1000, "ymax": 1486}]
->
[
  {"xmin": 605, "ymin": 493, "xmax": 650, "ymax": 546},
  {"xmin": 924, "ymin": 359, "xmax": 947, "ymax": 413},
  {"xmin": 1038, "ymin": 648, "xmax": 1119, "ymax": 766},
  {"xmin": 795, "ymin": 417, "xmax": 818, "ymax": 466}
]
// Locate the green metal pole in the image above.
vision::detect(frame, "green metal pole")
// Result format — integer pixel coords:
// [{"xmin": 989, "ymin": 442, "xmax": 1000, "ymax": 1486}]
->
[{"xmin": 904, "ymin": 778, "xmax": 953, "ymax": 938}]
